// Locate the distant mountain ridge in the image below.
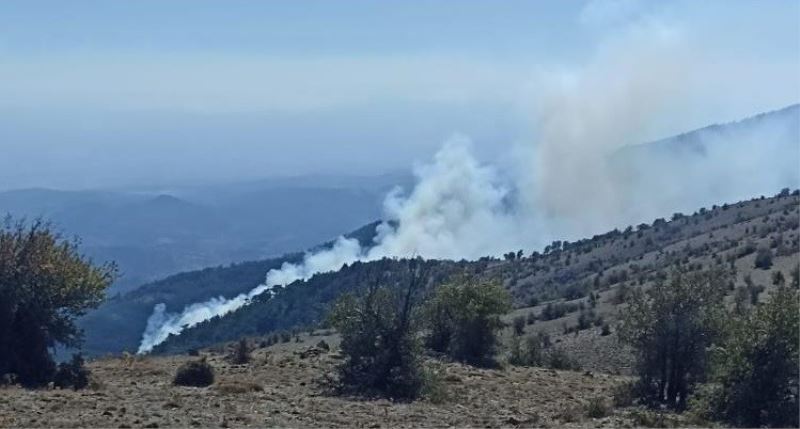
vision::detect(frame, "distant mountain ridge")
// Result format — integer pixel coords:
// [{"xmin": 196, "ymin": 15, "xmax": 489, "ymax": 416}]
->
[
  {"xmin": 626, "ymin": 103, "xmax": 799, "ymax": 156},
  {"xmin": 0, "ymin": 176, "xmax": 400, "ymax": 294}
]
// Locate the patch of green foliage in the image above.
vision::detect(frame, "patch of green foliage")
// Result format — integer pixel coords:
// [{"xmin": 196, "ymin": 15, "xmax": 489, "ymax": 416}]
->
[
  {"xmin": 424, "ymin": 278, "xmax": 511, "ymax": 367},
  {"xmin": 327, "ymin": 261, "xmax": 427, "ymax": 400},
  {"xmin": 619, "ymin": 268, "xmax": 728, "ymax": 409},
  {"xmin": 706, "ymin": 286, "xmax": 799, "ymax": 427},
  {"xmin": 0, "ymin": 218, "xmax": 116, "ymax": 387}
]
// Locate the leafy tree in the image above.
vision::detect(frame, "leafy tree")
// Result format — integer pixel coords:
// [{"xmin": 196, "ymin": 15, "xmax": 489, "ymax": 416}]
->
[
  {"xmin": 619, "ymin": 268, "xmax": 727, "ymax": 409},
  {"xmin": 423, "ymin": 278, "xmax": 511, "ymax": 367},
  {"xmin": 0, "ymin": 219, "xmax": 116, "ymax": 386},
  {"xmin": 710, "ymin": 286, "xmax": 799, "ymax": 427},
  {"xmin": 328, "ymin": 261, "xmax": 427, "ymax": 399}
]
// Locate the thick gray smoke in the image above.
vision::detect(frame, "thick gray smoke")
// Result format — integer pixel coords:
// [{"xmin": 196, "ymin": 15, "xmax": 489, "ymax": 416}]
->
[{"xmin": 137, "ymin": 17, "xmax": 799, "ymax": 353}]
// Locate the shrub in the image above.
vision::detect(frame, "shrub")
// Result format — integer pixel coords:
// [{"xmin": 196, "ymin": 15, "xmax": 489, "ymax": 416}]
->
[
  {"xmin": 316, "ymin": 339, "xmax": 330, "ymax": 352},
  {"xmin": 710, "ymin": 286, "xmax": 799, "ymax": 427},
  {"xmin": 53, "ymin": 354, "xmax": 90, "ymax": 390},
  {"xmin": 577, "ymin": 310, "xmax": 595, "ymax": 330},
  {"xmin": 424, "ymin": 278, "xmax": 511, "ymax": 367},
  {"xmin": 508, "ymin": 334, "xmax": 544, "ymax": 367},
  {"xmin": 512, "ymin": 316, "xmax": 526, "ymax": 336},
  {"xmin": 619, "ymin": 268, "xmax": 727, "ymax": 409},
  {"xmin": 328, "ymin": 261, "xmax": 426, "ymax": 399},
  {"xmin": 613, "ymin": 283, "xmax": 630, "ymax": 304},
  {"xmin": 173, "ymin": 358, "xmax": 215, "ymax": 387},
  {"xmin": 545, "ymin": 347, "xmax": 581, "ymax": 371},
  {"xmin": 540, "ymin": 302, "xmax": 579, "ymax": 321},
  {"xmin": 585, "ymin": 397, "xmax": 610, "ymax": 418},
  {"xmin": 754, "ymin": 248, "xmax": 773, "ymax": 269},
  {"xmin": 420, "ymin": 363, "xmax": 449, "ymax": 404},
  {"xmin": 611, "ymin": 381, "xmax": 637, "ymax": 407},
  {"xmin": 600, "ymin": 323, "xmax": 611, "ymax": 336},
  {"xmin": 228, "ymin": 338, "xmax": 251, "ymax": 365},
  {"xmin": 561, "ymin": 283, "xmax": 588, "ymax": 300},
  {"xmin": 0, "ymin": 219, "xmax": 116, "ymax": 387}
]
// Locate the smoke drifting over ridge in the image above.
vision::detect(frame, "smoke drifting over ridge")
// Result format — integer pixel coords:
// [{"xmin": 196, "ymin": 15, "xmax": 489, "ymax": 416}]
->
[{"xmin": 137, "ymin": 19, "xmax": 799, "ymax": 353}]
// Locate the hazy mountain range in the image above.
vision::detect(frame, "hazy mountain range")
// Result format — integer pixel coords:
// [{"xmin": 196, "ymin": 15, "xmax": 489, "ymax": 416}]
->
[{"xmin": 0, "ymin": 173, "xmax": 410, "ymax": 295}]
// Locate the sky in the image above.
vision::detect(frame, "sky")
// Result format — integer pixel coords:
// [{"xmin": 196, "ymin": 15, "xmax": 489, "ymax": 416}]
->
[{"xmin": 0, "ymin": 0, "xmax": 798, "ymax": 190}]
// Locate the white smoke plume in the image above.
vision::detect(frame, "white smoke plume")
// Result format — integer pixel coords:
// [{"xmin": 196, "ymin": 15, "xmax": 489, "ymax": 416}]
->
[{"xmin": 137, "ymin": 9, "xmax": 799, "ymax": 353}]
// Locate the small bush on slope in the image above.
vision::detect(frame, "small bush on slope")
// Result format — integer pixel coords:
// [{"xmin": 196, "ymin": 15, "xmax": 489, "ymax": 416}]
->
[
  {"xmin": 173, "ymin": 358, "xmax": 215, "ymax": 387},
  {"xmin": 53, "ymin": 353, "xmax": 90, "ymax": 390}
]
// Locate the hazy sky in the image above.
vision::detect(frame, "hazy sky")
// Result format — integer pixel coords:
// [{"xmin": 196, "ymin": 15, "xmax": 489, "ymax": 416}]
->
[{"xmin": 1, "ymin": 0, "xmax": 798, "ymax": 190}]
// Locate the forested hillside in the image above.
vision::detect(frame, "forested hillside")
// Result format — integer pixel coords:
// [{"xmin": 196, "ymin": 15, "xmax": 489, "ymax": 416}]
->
[
  {"xmin": 78, "ymin": 222, "xmax": 381, "ymax": 356},
  {"xmin": 154, "ymin": 189, "xmax": 800, "ymax": 355}
]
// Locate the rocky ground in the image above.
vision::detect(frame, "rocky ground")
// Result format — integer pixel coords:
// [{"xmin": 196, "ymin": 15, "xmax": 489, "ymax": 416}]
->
[{"xmin": 0, "ymin": 338, "xmax": 700, "ymax": 429}]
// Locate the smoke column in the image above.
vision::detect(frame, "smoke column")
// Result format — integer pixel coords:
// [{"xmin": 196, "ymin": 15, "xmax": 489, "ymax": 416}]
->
[{"xmin": 137, "ymin": 14, "xmax": 799, "ymax": 353}]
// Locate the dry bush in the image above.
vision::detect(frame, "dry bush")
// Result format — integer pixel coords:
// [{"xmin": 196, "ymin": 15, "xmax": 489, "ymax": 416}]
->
[
  {"xmin": 585, "ymin": 396, "xmax": 610, "ymax": 418},
  {"xmin": 173, "ymin": 358, "xmax": 214, "ymax": 387}
]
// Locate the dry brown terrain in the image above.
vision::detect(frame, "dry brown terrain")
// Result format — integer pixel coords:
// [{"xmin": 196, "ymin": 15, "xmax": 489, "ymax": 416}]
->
[{"xmin": 0, "ymin": 336, "xmax": 700, "ymax": 429}]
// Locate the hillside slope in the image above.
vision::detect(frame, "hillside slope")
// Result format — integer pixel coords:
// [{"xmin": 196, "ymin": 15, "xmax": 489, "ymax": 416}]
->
[{"xmin": 155, "ymin": 190, "xmax": 800, "ymax": 355}]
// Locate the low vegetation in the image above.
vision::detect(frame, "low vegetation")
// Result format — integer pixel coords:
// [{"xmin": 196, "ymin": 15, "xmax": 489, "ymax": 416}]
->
[
  {"xmin": 328, "ymin": 263, "xmax": 512, "ymax": 399},
  {"xmin": 619, "ymin": 267, "xmax": 728, "ymax": 409},
  {"xmin": 620, "ymin": 266, "xmax": 799, "ymax": 427},
  {"xmin": 424, "ymin": 278, "xmax": 511, "ymax": 367},
  {"xmin": 705, "ymin": 285, "xmax": 799, "ymax": 427},
  {"xmin": 173, "ymin": 358, "xmax": 215, "ymax": 387},
  {"xmin": 327, "ymin": 261, "xmax": 427, "ymax": 399}
]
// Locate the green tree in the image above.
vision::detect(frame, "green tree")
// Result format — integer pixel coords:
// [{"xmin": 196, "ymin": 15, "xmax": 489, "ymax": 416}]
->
[
  {"xmin": 619, "ymin": 268, "xmax": 727, "ymax": 409},
  {"xmin": 424, "ymin": 278, "xmax": 511, "ymax": 367},
  {"xmin": 711, "ymin": 286, "xmax": 799, "ymax": 427},
  {"xmin": 327, "ymin": 261, "xmax": 427, "ymax": 399},
  {"xmin": 0, "ymin": 219, "xmax": 116, "ymax": 386}
]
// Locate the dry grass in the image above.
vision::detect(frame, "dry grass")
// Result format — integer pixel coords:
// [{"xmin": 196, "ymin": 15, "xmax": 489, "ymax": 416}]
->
[{"xmin": 0, "ymin": 342, "xmax": 693, "ymax": 428}]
